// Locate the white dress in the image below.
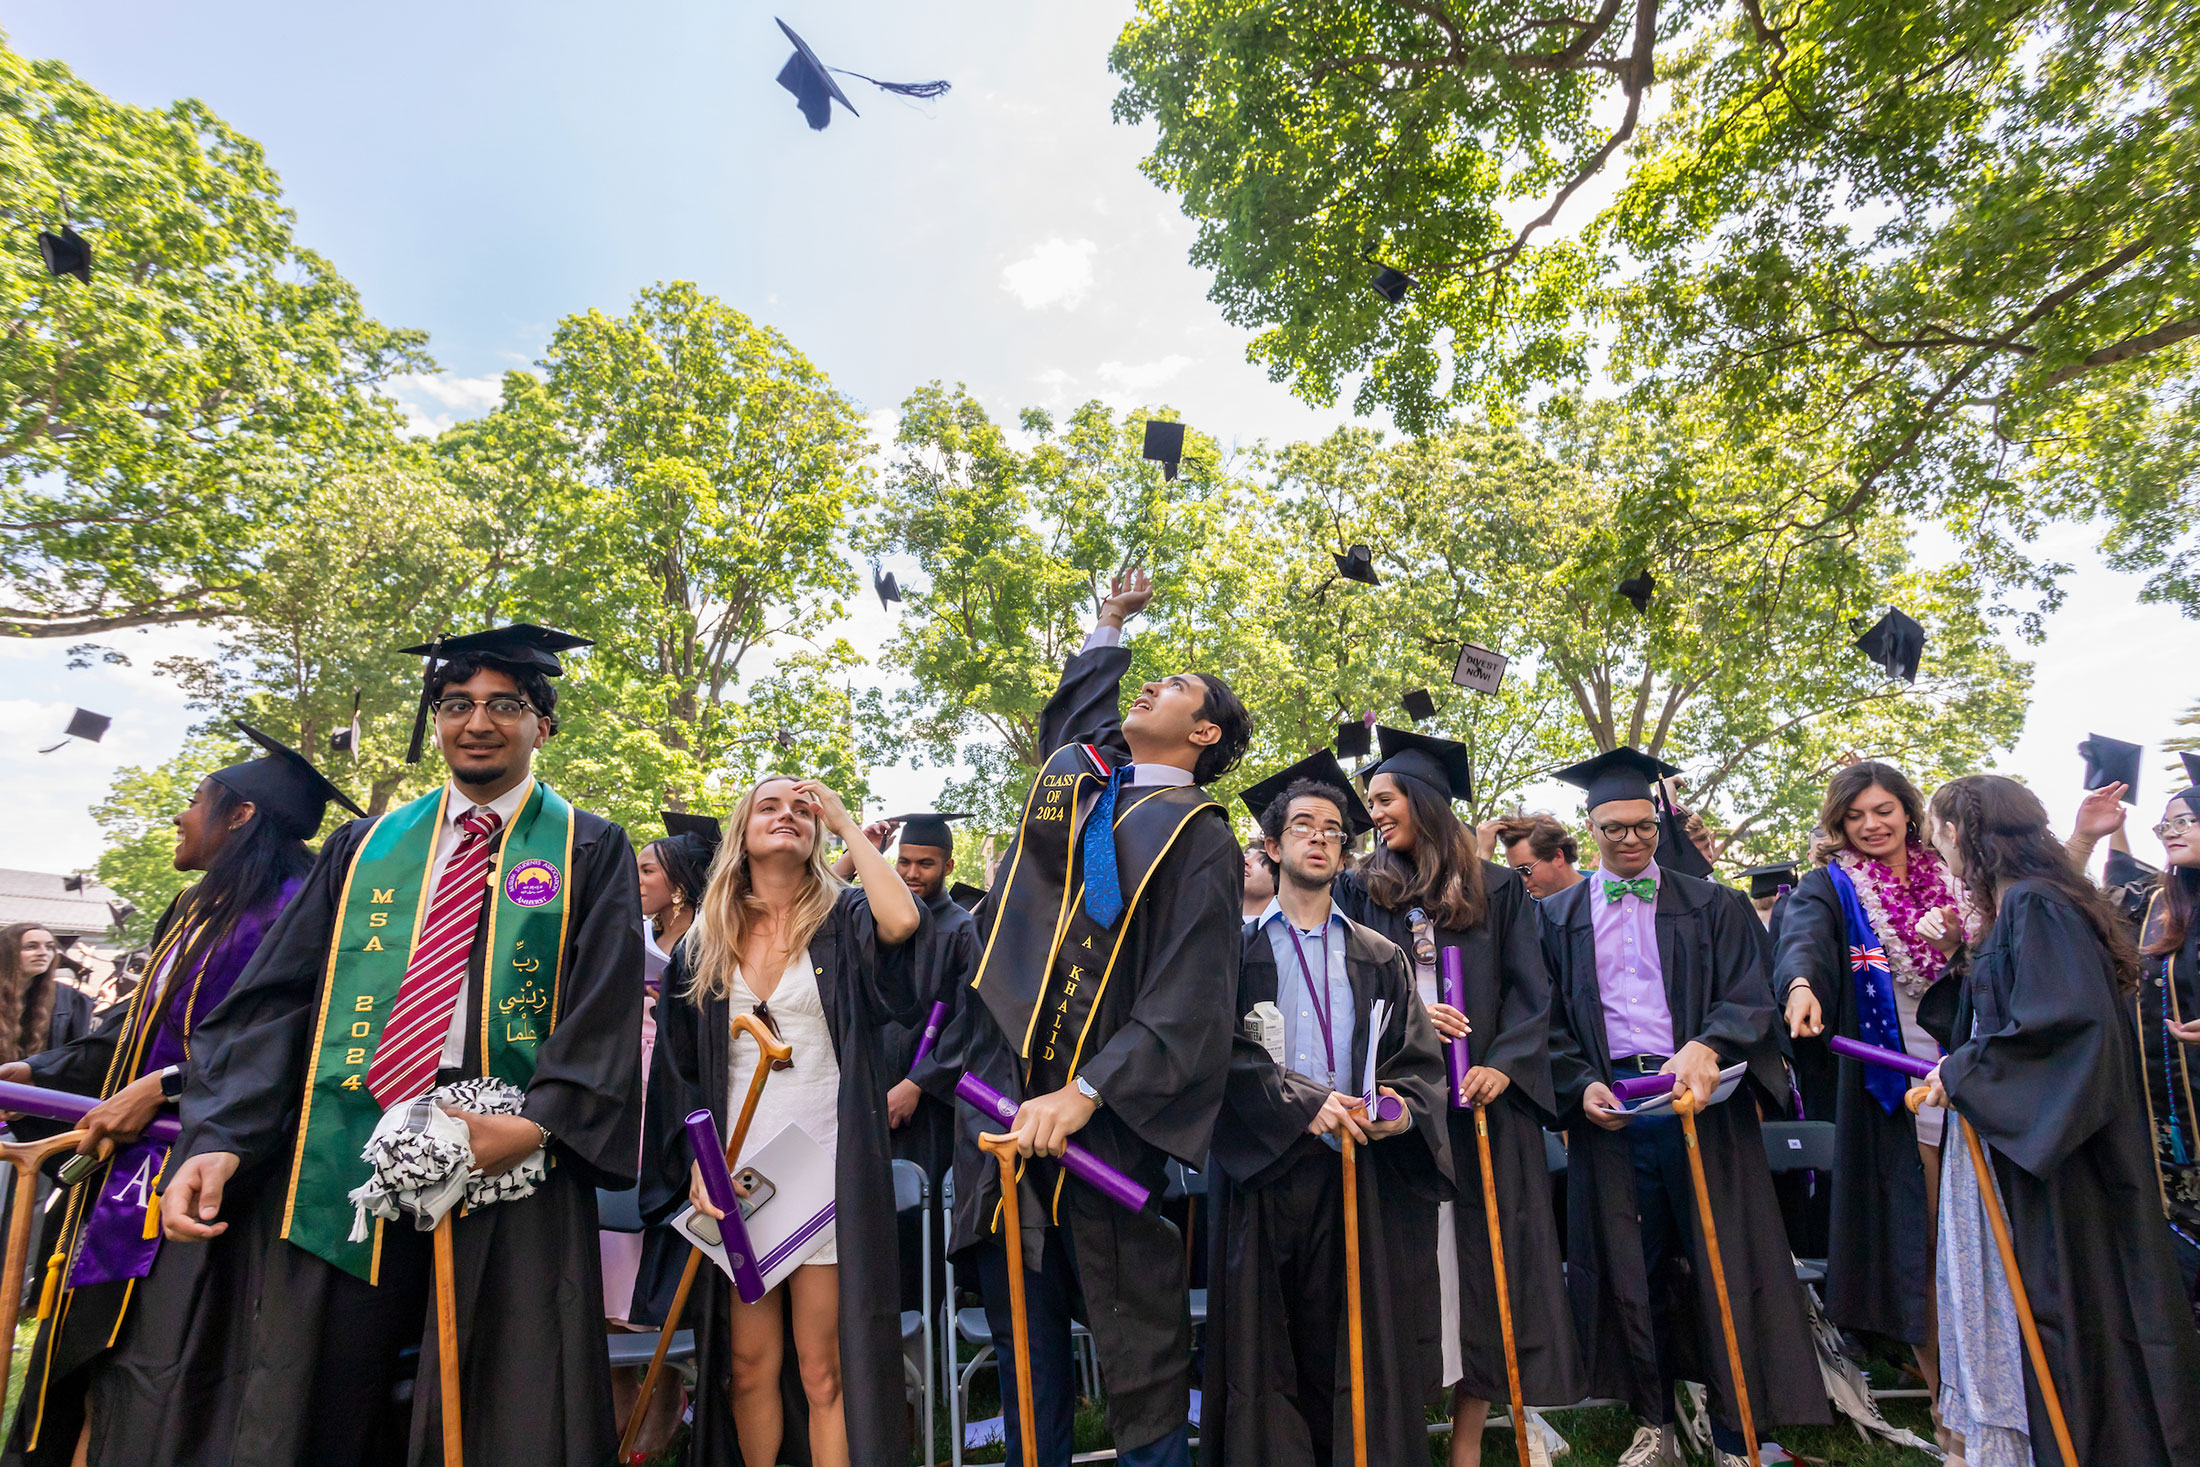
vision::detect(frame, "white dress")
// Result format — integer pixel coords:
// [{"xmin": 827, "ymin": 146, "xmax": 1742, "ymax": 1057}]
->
[{"xmin": 727, "ymin": 949, "xmax": 841, "ymax": 1265}]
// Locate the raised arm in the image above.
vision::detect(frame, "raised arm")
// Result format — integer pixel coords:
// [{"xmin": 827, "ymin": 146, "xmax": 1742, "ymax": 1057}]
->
[{"xmin": 1036, "ymin": 569, "xmax": 1152, "ymax": 760}]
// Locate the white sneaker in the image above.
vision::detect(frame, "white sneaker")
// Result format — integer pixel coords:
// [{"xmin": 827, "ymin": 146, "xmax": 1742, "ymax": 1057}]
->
[
  {"xmin": 1614, "ymin": 1423, "xmax": 1676, "ymax": 1467},
  {"xmin": 1715, "ymin": 1452, "xmax": 1750, "ymax": 1467}
]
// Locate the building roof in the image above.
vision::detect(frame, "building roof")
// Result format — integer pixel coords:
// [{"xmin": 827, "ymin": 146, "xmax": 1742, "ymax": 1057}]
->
[{"xmin": 0, "ymin": 869, "xmax": 127, "ymax": 939}]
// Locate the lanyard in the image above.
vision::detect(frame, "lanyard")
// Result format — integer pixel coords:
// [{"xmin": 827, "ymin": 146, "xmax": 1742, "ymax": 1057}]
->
[{"xmin": 1284, "ymin": 920, "xmax": 1341, "ymax": 1087}]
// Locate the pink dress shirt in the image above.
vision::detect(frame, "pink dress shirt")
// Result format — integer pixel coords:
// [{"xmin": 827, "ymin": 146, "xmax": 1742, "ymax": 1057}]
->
[{"xmin": 1591, "ymin": 862, "xmax": 1675, "ymax": 1061}]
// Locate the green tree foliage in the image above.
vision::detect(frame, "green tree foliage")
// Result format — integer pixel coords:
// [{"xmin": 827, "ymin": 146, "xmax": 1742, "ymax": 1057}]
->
[
  {"xmin": 0, "ymin": 34, "xmax": 431, "ymax": 637},
  {"xmin": 1110, "ymin": 0, "xmax": 2200, "ymax": 611}
]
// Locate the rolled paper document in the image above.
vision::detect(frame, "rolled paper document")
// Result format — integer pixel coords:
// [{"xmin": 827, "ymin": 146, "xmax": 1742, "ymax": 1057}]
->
[
  {"xmin": 1611, "ymin": 1071, "xmax": 1683, "ymax": 1105},
  {"xmin": 909, "ymin": 1000, "xmax": 950, "ymax": 1074},
  {"xmin": 684, "ymin": 1109, "xmax": 767, "ymax": 1304},
  {"xmin": 1442, "ymin": 946, "xmax": 1472, "ymax": 1111},
  {"xmin": 1828, "ymin": 1034, "xmax": 1936, "ymax": 1080},
  {"xmin": 953, "ymin": 1073, "xmax": 1151, "ymax": 1213},
  {"xmin": 0, "ymin": 1080, "xmax": 180, "ymax": 1146}
]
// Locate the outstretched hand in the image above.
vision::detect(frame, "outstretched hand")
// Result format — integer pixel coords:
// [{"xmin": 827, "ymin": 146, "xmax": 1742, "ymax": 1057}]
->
[
  {"xmin": 2072, "ymin": 783, "xmax": 2130, "ymax": 841},
  {"xmin": 1098, "ymin": 568, "xmax": 1153, "ymax": 629}
]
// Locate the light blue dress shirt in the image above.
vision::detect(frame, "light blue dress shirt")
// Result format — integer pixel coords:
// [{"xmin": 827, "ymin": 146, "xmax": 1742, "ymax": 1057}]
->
[{"xmin": 1259, "ymin": 898, "xmax": 1355, "ymax": 1091}]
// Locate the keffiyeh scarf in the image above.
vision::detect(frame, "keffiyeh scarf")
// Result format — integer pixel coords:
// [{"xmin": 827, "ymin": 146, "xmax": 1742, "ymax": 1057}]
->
[{"xmin": 346, "ymin": 1076, "xmax": 545, "ymax": 1240}]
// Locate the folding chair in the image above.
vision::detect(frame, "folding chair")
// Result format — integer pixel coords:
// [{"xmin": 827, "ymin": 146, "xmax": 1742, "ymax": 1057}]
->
[
  {"xmin": 1167, "ymin": 1161, "xmax": 1208, "ymax": 1330},
  {"xmin": 894, "ymin": 1159, "xmax": 937, "ymax": 1463},
  {"xmin": 1758, "ymin": 1120, "xmax": 1835, "ymax": 1287}
]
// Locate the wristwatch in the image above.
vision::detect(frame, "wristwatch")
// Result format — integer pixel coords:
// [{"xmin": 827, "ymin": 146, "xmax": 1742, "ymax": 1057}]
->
[
  {"xmin": 158, "ymin": 1065, "xmax": 185, "ymax": 1101},
  {"xmin": 1074, "ymin": 1076, "xmax": 1103, "ymax": 1109}
]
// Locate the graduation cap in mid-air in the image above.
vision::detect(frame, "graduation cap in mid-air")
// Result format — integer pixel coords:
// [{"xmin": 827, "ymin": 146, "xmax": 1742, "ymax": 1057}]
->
[
  {"xmin": 1741, "ymin": 860, "xmax": 1800, "ymax": 902},
  {"xmin": 2077, "ymin": 733, "xmax": 2143, "ymax": 798},
  {"xmin": 1370, "ymin": 265, "xmax": 1414, "ymax": 304},
  {"xmin": 1141, "ymin": 419, "xmax": 1186, "ymax": 481},
  {"xmin": 37, "ymin": 226, "xmax": 91, "ymax": 283},
  {"xmin": 209, "ymin": 721, "xmax": 367, "ymax": 840},
  {"xmin": 39, "ymin": 707, "xmax": 112, "ymax": 754},
  {"xmin": 329, "ymin": 690, "xmax": 363, "ymax": 760},
  {"xmin": 1334, "ymin": 716, "xmax": 1373, "ymax": 760},
  {"xmin": 1240, "ymin": 748, "xmax": 1374, "ymax": 835},
  {"xmin": 1400, "ymin": 688, "xmax": 1437, "ymax": 723},
  {"xmin": 62, "ymin": 874, "xmax": 88, "ymax": 893},
  {"xmin": 873, "ymin": 566, "xmax": 902, "ymax": 610},
  {"xmin": 1361, "ymin": 725, "xmax": 1474, "ymax": 805},
  {"xmin": 396, "ymin": 623, "xmax": 592, "ymax": 763},
  {"xmin": 887, "ymin": 811, "xmax": 972, "ymax": 853},
  {"xmin": 1616, "ymin": 572, "xmax": 1655, "ymax": 614},
  {"xmin": 774, "ymin": 17, "xmax": 952, "ymax": 132},
  {"xmin": 1852, "ymin": 607, "xmax": 1925, "ymax": 683},
  {"xmin": 1334, "ymin": 544, "xmax": 1379, "ymax": 586}
]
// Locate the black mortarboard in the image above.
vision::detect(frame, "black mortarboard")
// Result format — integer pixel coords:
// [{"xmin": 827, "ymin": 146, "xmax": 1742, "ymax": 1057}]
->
[
  {"xmin": 1142, "ymin": 419, "xmax": 1185, "ymax": 481},
  {"xmin": 1362, "ymin": 725, "xmax": 1473, "ymax": 804},
  {"xmin": 40, "ymin": 707, "xmax": 111, "ymax": 754},
  {"xmin": 1401, "ymin": 688, "xmax": 1437, "ymax": 723},
  {"xmin": 209, "ymin": 721, "xmax": 366, "ymax": 841},
  {"xmin": 1240, "ymin": 749, "xmax": 1373, "ymax": 835},
  {"xmin": 395, "ymin": 623, "xmax": 590, "ymax": 763},
  {"xmin": 2077, "ymin": 734, "xmax": 2142, "ymax": 797},
  {"xmin": 663, "ymin": 811, "xmax": 725, "ymax": 850},
  {"xmin": 2182, "ymin": 751, "xmax": 2200, "ymax": 790},
  {"xmin": 1616, "ymin": 572, "xmax": 1655, "ymax": 614},
  {"xmin": 1742, "ymin": 861, "xmax": 1800, "ymax": 901},
  {"xmin": 38, "ymin": 226, "xmax": 91, "ymax": 283},
  {"xmin": 777, "ymin": 18, "xmax": 860, "ymax": 129},
  {"xmin": 1654, "ymin": 799, "xmax": 1717, "ymax": 878},
  {"xmin": 889, "ymin": 811, "xmax": 972, "ymax": 852},
  {"xmin": 1334, "ymin": 718, "xmax": 1372, "ymax": 759},
  {"xmin": 1370, "ymin": 265, "xmax": 1414, "ymax": 304},
  {"xmin": 1553, "ymin": 746, "xmax": 1682, "ymax": 810},
  {"xmin": 949, "ymin": 881, "xmax": 987, "ymax": 910},
  {"xmin": 1334, "ymin": 544, "xmax": 1378, "ymax": 586},
  {"xmin": 329, "ymin": 689, "xmax": 362, "ymax": 759},
  {"xmin": 1853, "ymin": 608, "xmax": 1925, "ymax": 683},
  {"xmin": 873, "ymin": 568, "xmax": 901, "ymax": 609}
]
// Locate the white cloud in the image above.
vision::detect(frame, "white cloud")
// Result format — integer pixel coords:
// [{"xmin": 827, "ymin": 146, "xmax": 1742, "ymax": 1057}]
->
[
  {"xmin": 386, "ymin": 372, "xmax": 507, "ymax": 438},
  {"xmin": 1000, "ymin": 238, "xmax": 1098, "ymax": 311},
  {"xmin": 1097, "ymin": 355, "xmax": 1195, "ymax": 394}
]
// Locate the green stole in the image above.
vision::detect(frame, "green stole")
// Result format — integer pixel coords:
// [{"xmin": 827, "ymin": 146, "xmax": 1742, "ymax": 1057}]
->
[{"xmin": 283, "ymin": 781, "xmax": 575, "ymax": 1281}]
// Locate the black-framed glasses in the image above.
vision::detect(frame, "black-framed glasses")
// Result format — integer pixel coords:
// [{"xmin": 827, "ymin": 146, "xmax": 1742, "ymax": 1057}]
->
[
  {"xmin": 432, "ymin": 695, "xmax": 537, "ymax": 725},
  {"xmin": 1595, "ymin": 819, "xmax": 1660, "ymax": 843}
]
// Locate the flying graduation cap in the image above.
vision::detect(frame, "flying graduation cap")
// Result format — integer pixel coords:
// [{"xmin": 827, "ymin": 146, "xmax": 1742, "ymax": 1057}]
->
[
  {"xmin": 1240, "ymin": 748, "xmax": 1373, "ymax": 836},
  {"xmin": 1361, "ymin": 725, "xmax": 1474, "ymax": 804},
  {"xmin": 395, "ymin": 623, "xmax": 593, "ymax": 763},
  {"xmin": 329, "ymin": 690, "xmax": 363, "ymax": 761},
  {"xmin": 209, "ymin": 721, "xmax": 366, "ymax": 840},
  {"xmin": 1370, "ymin": 265, "xmax": 1414, "ymax": 304},
  {"xmin": 1334, "ymin": 717, "xmax": 1373, "ymax": 759},
  {"xmin": 775, "ymin": 17, "xmax": 952, "ymax": 132},
  {"xmin": 1142, "ymin": 419, "xmax": 1186, "ymax": 481},
  {"xmin": 1334, "ymin": 544, "xmax": 1379, "ymax": 586},
  {"xmin": 873, "ymin": 566, "xmax": 902, "ymax": 610},
  {"xmin": 2077, "ymin": 734, "xmax": 2143, "ymax": 798},
  {"xmin": 886, "ymin": 811, "xmax": 973, "ymax": 853},
  {"xmin": 39, "ymin": 707, "xmax": 112, "ymax": 753},
  {"xmin": 1400, "ymin": 688, "xmax": 1437, "ymax": 723},
  {"xmin": 1741, "ymin": 860, "xmax": 1800, "ymax": 902},
  {"xmin": 37, "ymin": 226, "xmax": 91, "ymax": 283},
  {"xmin": 1615, "ymin": 572, "xmax": 1655, "ymax": 614},
  {"xmin": 1852, "ymin": 607, "xmax": 1925, "ymax": 684}
]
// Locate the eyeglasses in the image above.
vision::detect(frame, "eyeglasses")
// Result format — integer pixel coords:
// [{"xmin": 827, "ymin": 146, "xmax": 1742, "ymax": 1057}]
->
[
  {"xmin": 1283, "ymin": 819, "xmax": 1349, "ymax": 845},
  {"xmin": 1595, "ymin": 820, "xmax": 1660, "ymax": 843},
  {"xmin": 1510, "ymin": 858, "xmax": 1542, "ymax": 876},
  {"xmin": 432, "ymin": 695, "xmax": 536, "ymax": 725},
  {"xmin": 2154, "ymin": 813, "xmax": 2199, "ymax": 841}
]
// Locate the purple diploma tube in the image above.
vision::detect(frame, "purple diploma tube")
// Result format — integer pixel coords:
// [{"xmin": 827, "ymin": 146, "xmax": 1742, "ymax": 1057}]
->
[
  {"xmin": 909, "ymin": 1000, "xmax": 950, "ymax": 1074},
  {"xmin": 684, "ymin": 1109, "xmax": 767, "ymax": 1304},
  {"xmin": 1828, "ymin": 1034, "xmax": 1935, "ymax": 1080},
  {"xmin": 953, "ymin": 1073, "xmax": 1151, "ymax": 1213},
  {"xmin": 1361, "ymin": 1091, "xmax": 1406, "ymax": 1125},
  {"xmin": 0, "ymin": 1079, "xmax": 181, "ymax": 1146},
  {"xmin": 1442, "ymin": 946, "xmax": 1472, "ymax": 1111},
  {"xmin": 1611, "ymin": 1071, "xmax": 1682, "ymax": 1105}
]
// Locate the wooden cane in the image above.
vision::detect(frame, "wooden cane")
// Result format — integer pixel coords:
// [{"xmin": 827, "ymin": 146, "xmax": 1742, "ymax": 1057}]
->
[
  {"xmin": 978, "ymin": 1133, "xmax": 1039, "ymax": 1467},
  {"xmin": 1672, "ymin": 1089, "xmax": 1760, "ymax": 1467},
  {"xmin": 432, "ymin": 1209, "xmax": 465, "ymax": 1467},
  {"xmin": 1470, "ymin": 1104, "xmax": 1533, "ymax": 1467},
  {"xmin": 1905, "ymin": 1086, "xmax": 2080, "ymax": 1467},
  {"xmin": 1341, "ymin": 1130, "xmax": 1368, "ymax": 1467},
  {"xmin": 618, "ymin": 1012, "xmax": 794, "ymax": 1462},
  {"xmin": 0, "ymin": 1130, "xmax": 89, "ymax": 1387}
]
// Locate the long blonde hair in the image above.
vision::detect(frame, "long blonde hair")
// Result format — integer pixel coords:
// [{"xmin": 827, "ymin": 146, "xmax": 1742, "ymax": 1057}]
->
[{"xmin": 683, "ymin": 775, "xmax": 845, "ymax": 1003}]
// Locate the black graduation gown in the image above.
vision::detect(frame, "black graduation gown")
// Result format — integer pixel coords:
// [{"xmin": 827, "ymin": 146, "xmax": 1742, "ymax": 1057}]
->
[
  {"xmin": 1201, "ymin": 913, "xmax": 1450, "ymax": 1467},
  {"xmin": 640, "ymin": 887, "xmax": 923, "ymax": 1467},
  {"xmin": 125, "ymin": 808, "xmax": 643, "ymax": 1467},
  {"xmin": 1336, "ymin": 863, "xmax": 1587, "ymax": 1408},
  {"xmin": 1939, "ymin": 880, "xmax": 2200, "ymax": 1467},
  {"xmin": 1541, "ymin": 871, "xmax": 1828, "ymax": 1433},
  {"xmin": 1773, "ymin": 865, "xmax": 1934, "ymax": 1344},
  {"xmin": 939, "ymin": 641, "xmax": 1243, "ymax": 1450},
  {"xmin": 891, "ymin": 885, "xmax": 981, "ymax": 1186}
]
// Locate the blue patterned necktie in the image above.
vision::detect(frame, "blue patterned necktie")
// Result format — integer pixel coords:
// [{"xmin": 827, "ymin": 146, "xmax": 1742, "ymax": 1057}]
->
[{"xmin": 1083, "ymin": 764, "xmax": 1126, "ymax": 928}]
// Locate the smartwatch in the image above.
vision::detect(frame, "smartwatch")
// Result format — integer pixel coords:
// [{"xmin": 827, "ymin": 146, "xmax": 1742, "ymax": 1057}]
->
[{"xmin": 158, "ymin": 1065, "xmax": 185, "ymax": 1101}]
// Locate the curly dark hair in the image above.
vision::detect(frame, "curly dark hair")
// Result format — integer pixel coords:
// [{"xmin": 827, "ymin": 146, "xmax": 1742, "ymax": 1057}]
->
[
  {"xmin": 1256, "ymin": 779, "xmax": 1355, "ymax": 845},
  {"xmin": 1190, "ymin": 672, "xmax": 1252, "ymax": 787}
]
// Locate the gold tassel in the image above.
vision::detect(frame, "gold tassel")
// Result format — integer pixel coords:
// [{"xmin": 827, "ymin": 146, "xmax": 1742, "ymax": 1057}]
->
[
  {"xmin": 144, "ymin": 1188, "xmax": 161, "ymax": 1241},
  {"xmin": 35, "ymin": 1249, "xmax": 66, "ymax": 1319}
]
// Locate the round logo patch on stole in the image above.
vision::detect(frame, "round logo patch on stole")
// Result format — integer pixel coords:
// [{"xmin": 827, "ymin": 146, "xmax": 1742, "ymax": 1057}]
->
[{"xmin": 503, "ymin": 859, "xmax": 562, "ymax": 907}]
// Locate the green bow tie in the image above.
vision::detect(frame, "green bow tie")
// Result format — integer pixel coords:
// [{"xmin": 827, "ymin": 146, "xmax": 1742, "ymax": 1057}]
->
[{"xmin": 1603, "ymin": 877, "xmax": 1656, "ymax": 904}]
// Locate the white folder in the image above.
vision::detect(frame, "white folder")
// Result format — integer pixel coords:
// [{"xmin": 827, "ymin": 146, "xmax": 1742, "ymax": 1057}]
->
[{"xmin": 672, "ymin": 1120, "xmax": 837, "ymax": 1295}]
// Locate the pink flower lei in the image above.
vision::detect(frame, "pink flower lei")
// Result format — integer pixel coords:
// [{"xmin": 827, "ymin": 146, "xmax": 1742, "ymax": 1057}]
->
[{"xmin": 1832, "ymin": 841, "xmax": 1965, "ymax": 998}]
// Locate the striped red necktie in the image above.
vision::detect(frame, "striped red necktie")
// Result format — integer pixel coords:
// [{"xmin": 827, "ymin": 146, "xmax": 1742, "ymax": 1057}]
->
[{"xmin": 367, "ymin": 806, "xmax": 504, "ymax": 1105}]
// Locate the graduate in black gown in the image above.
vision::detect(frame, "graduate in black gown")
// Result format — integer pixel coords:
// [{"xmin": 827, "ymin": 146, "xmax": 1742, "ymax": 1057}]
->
[
  {"xmin": 155, "ymin": 625, "xmax": 645, "ymax": 1467},
  {"xmin": 941, "ymin": 568, "xmax": 1249, "ymax": 1467},
  {"xmin": 1918, "ymin": 775, "xmax": 2200, "ymax": 1466},
  {"xmin": 1203, "ymin": 754, "xmax": 1449, "ymax": 1467},
  {"xmin": 1, "ymin": 727, "xmax": 358, "ymax": 1467},
  {"xmin": 1541, "ymin": 748, "xmax": 1826, "ymax": 1467},
  {"xmin": 2133, "ymin": 779, "xmax": 2200, "ymax": 1321},
  {"xmin": 1334, "ymin": 727, "xmax": 1584, "ymax": 1466},
  {"xmin": 642, "ymin": 773, "xmax": 922, "ymax": 1467}
]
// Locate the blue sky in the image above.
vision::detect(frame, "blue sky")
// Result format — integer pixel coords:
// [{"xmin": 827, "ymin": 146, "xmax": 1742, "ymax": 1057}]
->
[{"xmin": 2, "ymin": 4, "xmax": 2189, "ymax": 876}]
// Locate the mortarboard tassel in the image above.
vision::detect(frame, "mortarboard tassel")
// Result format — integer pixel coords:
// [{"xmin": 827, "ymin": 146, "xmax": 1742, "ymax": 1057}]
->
[{"xmin": 404, "ymin": 636, "xmax": 443, "ymax": 765}]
